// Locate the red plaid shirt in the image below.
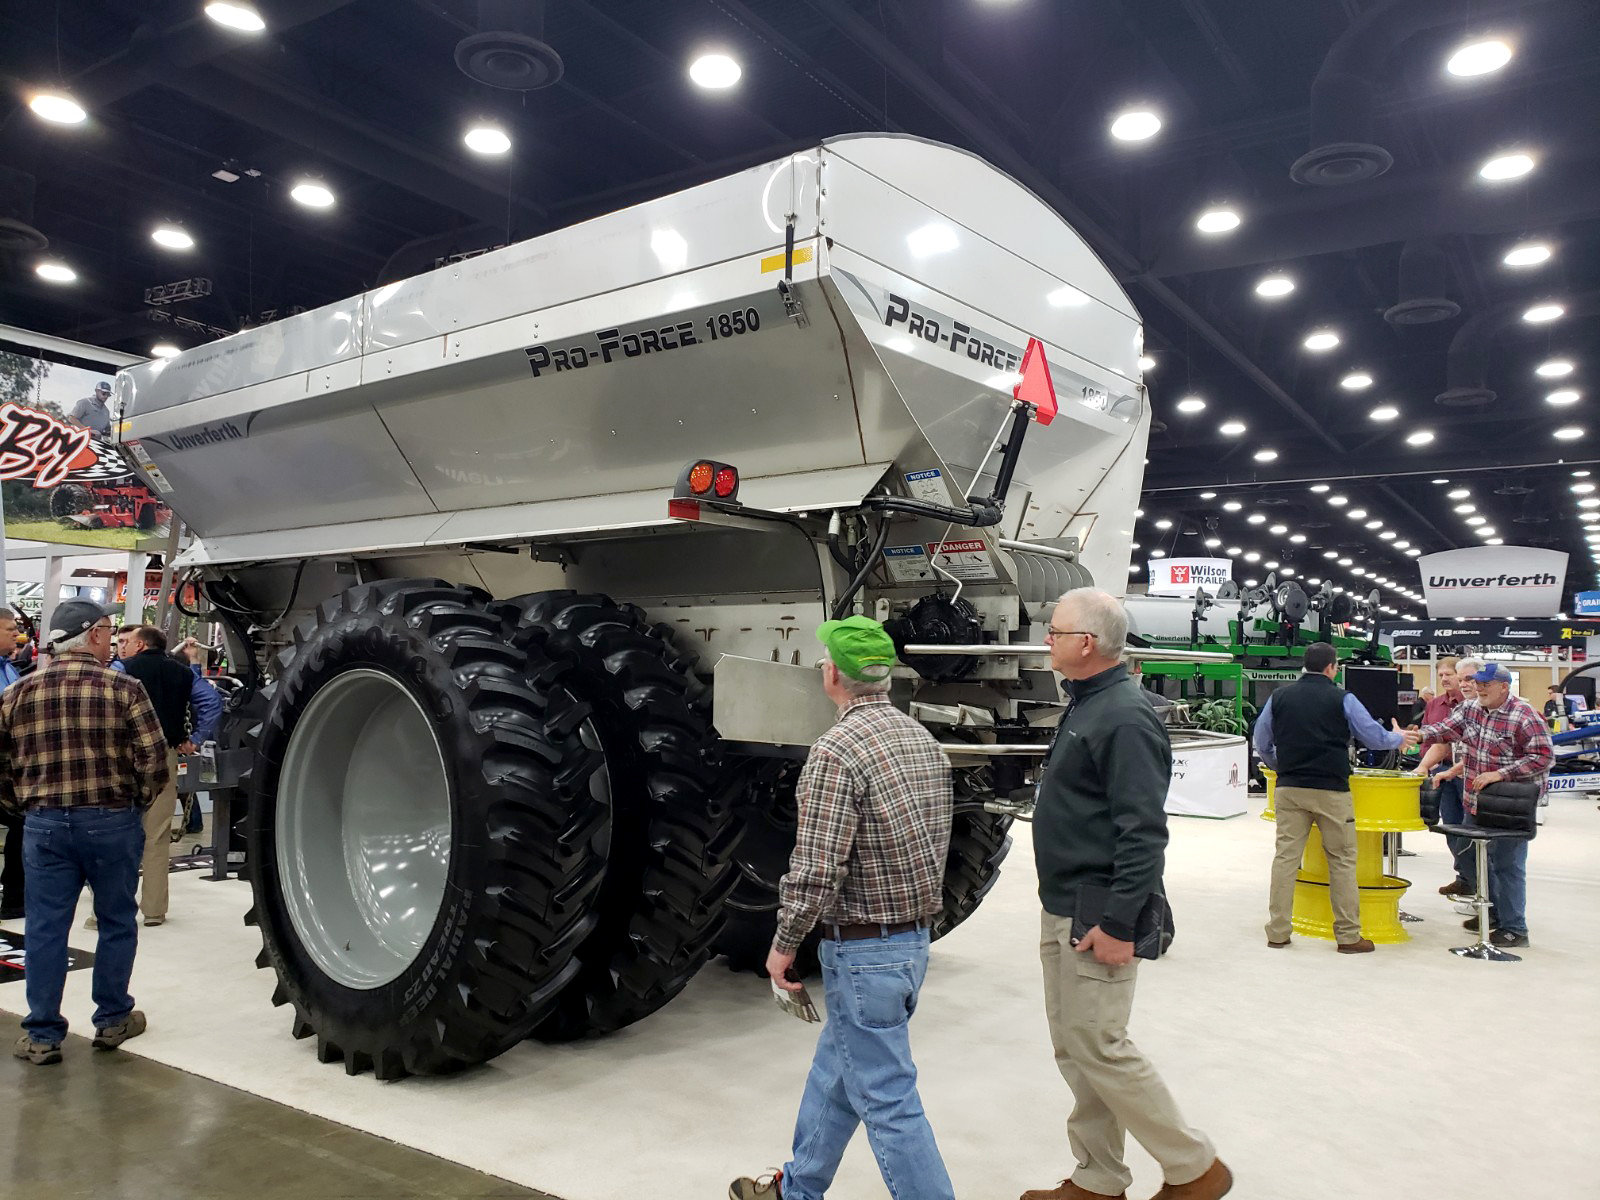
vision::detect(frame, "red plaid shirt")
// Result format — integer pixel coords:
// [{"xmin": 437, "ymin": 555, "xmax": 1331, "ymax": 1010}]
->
[
  {"xmin": 776, "ymin": 695, "xmax": 952, "ymax": 952},
  {"xmin": 1420, "ymin": 694, "xmax": 1552, "ymax": 812}
]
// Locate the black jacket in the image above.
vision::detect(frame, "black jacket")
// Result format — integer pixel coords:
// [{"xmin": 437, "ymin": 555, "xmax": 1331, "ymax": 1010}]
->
[
  {"xmin": 1268, "ymin": 673, "xmax": 1353, "ymax": 792},
  {"xmin": 121, "ymin": 649, "xmax": 194, "ymax": 749},
  {"xmin": 1033, "ymin": 664, "xmax": 1169, "ymax": 942}
]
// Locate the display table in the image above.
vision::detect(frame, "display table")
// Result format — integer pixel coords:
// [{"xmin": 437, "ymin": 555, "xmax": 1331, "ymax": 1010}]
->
[
  {"xmin": 1261, "ymin": 768, "xmax": 1425, "ymax": 944},
  {"xmin": 1166, "ymin": 729, "xmax": 1249, "ymax": 819}
]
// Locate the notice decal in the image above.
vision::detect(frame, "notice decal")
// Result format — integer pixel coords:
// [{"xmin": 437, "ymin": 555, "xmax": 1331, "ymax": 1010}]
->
[{"xmin": 883, "ymin": 544, "xmax": 933, "ymax": 583}]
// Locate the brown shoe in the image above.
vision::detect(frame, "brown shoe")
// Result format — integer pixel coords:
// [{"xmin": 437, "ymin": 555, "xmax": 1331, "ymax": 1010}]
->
[
  {"xmin": 1266, "ymin": 938, "xmax": 1290, "ymax": 948},
  {"xmin": 1439, "ymin": 879, "xmax": 1473, "ymax": 897},
  {"xmin": 1149, "ymin": 1158, "xmax": 1232, "ymax": 1200},
  {"xmin": 1022, "ymin": 1181, "xmax": 1126, "ymax": 1200},
  {"xmin": 1336, "ymin": 939, "xmax": 1376, "ymax": 954}
]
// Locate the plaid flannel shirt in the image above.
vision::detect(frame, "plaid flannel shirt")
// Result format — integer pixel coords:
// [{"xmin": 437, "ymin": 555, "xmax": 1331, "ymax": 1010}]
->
[
  {"xmin": 775, "ymin": 695, "xmax": 953, "ymax": 953},
  {"xmin": 0, "ymin": 650, "xmax": 169, "ymax": 814},
  {"xmin": 1419, "ymin": 694, "xmax": 1552, "ymax": 812}
]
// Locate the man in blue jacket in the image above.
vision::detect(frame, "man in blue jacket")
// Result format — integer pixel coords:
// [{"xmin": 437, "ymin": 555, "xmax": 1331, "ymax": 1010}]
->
[{"xmin": 1253, "ymin": 642, "xmax": 1418, "ymax": 953}]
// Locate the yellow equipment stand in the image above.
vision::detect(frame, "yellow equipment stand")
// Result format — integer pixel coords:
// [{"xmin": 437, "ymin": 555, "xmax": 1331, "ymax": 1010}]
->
[{"xmin": 1261, "ymin": 768, "xmax": 1425, "ymax": 944}]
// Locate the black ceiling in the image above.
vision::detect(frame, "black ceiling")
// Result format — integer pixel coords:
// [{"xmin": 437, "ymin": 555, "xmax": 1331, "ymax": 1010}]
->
[{"xmin": 3, "ymin": 0, "xmax": 1599, "ymax": 609}]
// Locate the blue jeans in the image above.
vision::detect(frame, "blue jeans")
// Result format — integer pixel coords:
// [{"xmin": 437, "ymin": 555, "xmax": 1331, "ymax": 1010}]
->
[
  {"xmin": 1464, "ymin": 809, "xmax": 1529, "ymax": 936},
  {"xmin": 1435, "ymin": 775, "xmax": 1476, "ymax": 888},
  {"xmin": 782, "ymin": 928, "xmax": 954, "ymax": 1200},
  {"xmin": 21, "ymin": 807, "xmax": 145, "ymax": 1045}
]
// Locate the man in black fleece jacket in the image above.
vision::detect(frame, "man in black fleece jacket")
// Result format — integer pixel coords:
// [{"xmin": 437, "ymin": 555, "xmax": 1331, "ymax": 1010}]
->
[{"xmin": 1021, "ymin": 589, "xmax": 1230, "ymax": 1200}]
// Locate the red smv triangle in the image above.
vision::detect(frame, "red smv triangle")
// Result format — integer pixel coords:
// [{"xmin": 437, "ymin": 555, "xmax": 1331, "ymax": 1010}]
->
[{"xmin": 1013, "ymin": 337, "xmax": 1057, "ymax": 425}]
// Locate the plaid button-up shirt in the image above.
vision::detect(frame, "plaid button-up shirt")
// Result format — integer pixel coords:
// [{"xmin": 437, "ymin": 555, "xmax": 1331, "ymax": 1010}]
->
[
  {"xmin": 0, "ymin": 650, "xmax": 169, "ymax": 814},
  {"xmin": 1419, "ymin": 693, "xmax": 1553, "ymax": 812},
  {"xmin": 775, "ymin": 695, "xmax": 952, "ymax": 952}
]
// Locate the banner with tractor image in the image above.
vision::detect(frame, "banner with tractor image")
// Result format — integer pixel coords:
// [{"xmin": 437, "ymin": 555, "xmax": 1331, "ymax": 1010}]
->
[{"xmin": 1, "ymin": 349, "xmax": 171, "ymax": 549}]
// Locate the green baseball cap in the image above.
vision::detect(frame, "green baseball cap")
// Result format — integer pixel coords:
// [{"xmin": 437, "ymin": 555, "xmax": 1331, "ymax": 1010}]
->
[{"xmin": 816, "ymin": 615, "xmax": 898, "ymax": 681}]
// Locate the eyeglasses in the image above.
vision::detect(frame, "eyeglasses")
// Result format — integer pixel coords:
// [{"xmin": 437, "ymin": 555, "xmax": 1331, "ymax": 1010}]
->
[{"xmin": 1045, "ymin": 628, "xmax": 1097, "ymax": 641}]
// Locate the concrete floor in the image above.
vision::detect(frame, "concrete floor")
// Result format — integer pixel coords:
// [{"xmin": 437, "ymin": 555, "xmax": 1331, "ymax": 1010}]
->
[
  {"xmin": 2, "ymin": 795, "xmax": 1598, "ymax": 1199},
  {"xmin": 0, "ymin": 1015, "xmax": 553, "ymax": 1200}
]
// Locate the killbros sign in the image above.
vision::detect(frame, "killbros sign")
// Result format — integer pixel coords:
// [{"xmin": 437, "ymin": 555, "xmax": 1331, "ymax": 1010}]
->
[{"xmin": 0, "ymin": 402, "xmax": 99, "ymax": 488}]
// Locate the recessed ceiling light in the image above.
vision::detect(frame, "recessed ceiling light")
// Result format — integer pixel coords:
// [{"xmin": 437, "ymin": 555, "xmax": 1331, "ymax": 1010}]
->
[
  {"xmin": 1406, "ymin": 548, "xmax": 1422, "ymax": 557},
  {"xmin": 151, "ymin": 224, "xmax": 194, "ymax": 250},
  {"xmin": 1110, "ymin": 109, "xmax": 1162, "ymax": 141},
  {"xmin": 1135, "ymin": 507, "xmax": 1145, "ymax": 517},
  {"xmin": 1352, "ymin": 567, "xmax": 1367, "ymax": 576},
  {"xmin": 1405, "ymin": 429, "xmax": 1436, "ymax": 445},
  {"xmin": 1338, "ymin": 557, "xmax": 1354, "ymax": 566},
  {"xmin": 1290, "ymin": 534, "xmax": 1307, "ymax": 544},
  {"xmin": 1176, "ymin": 395, "xmax": 1206, "ymax": 414},
  {"xmin": 1573, "ymin": 483, "xmax": 1596, "ymax": 494},
  {"xmin": 1199, "ymin": 491, "xmax": 1217, "ymax": 500},
  {"xmin": 1379, "ymin": 530, "xmax": 1397, "ymax": 540},
  {"xmin": 205, "ymin": 2, "xmax": 267, "ymax": 32},
  {"xmin": 1448, "ymin": 488, "xmax": 1472, "ymax": 499},
  {"xmin": 1151, "ymin": 549, "xmax": 1167, "ymax": 558},
  {"xmin": 1247, "ymin": 513, "xmax": 1267, "ymax": 525},
  {"xmin": 463, "ymin": 124, "xmax": 512, "ymax": 155},
  {"xmin": 1554, "ymin": 426, "xmax": 1585, "ymax": 440},
  {"xmin": 1581, "ymin": 498, "xmax": 1600, "ymax": 509},
  {"xmin": 150, "ymin": 343, "xmax": 180, "ymax": 359},
  {"xmin": 1155, "ymin": 518, "xmax": 1173, "ymax": 529},
  {"xmin": 1196, "ymin": 208, "xmax": 1241, "ymax": 234},
  {"xmin": 1365, "ymin": 520, "xmax": 1383, "ymax": 530},
  {"xmin": 1394, "ymin": 540, "xmax": 1410, "ymax": 549},
  {"xmin": 1244, "ymin": 551, "xmax": 1261, "ymax": 563},
  {"xmin": 35, "ymin": 260, "xmax": 77, "ymax": 284},
  {"xmin": 1524, "ymin": 303, "xmax": 1564, "ymax": 323},
  {"xmin": 1536, "ymin": 359, "xmax": 1574, "ymax": 378},
  {"xmin": 1480, "ymin": 152, "xmax": 1535, "ymax": 182},
  {"xmin": 1328, "ymin": 494, "xmax": 1348, "ymax": 506},
  {"xmin": 1347, "ymin": 509, "xmax": 1368, "ymax": 520},
  {"xmin": 1254, "ymin": 274, "xmax": 1294, "ymax": 298},
  {"xmin": 1341, "ymin": 372, "xmax": 1373, "ymax": 390},
  {"xmin": 1219, "ymin": 420, "xmax": 1247, "ymax": 436},
  {"xmin": 1128, "ymin": 563, "xmax": 1140, "ymax": 573},
  {"xmin": 290, "ymin": 179, "xmax": 335, "ymax": 208},
  {"xmin": 1447, "ymin": 38, "xmax": 1514, "ymax": 77},
  {"xmin": 1431, "ymin": 478, "xmax": 1450, "ymax": 484},
  {"xmin": 1310, "ymin": 484, "xmax": 1330, "ymax": 493},
  {"xmin": 1265, "ymin": 560, "xmax": 1281, "ymax": 571},
  {"xmin": 1503, "ymin": 241, "xmax": 1552, "ymax": 268},
  {"xmin": 1269, "ymin": 524, "xmax": 1288, "ymax": 535},
  {"xmin": 1485, "ymin": 538, "xmax": 1504, "ymax": 545},
  {"xmin": 29, "ymin": 91, "xmax": 87, "ymax": 125},
  {"xmin": 1547, "ymin": 390, "xmax": 1580, "ymax": 406},
  {"xmin": 1454, "ymin": 503, "xmax": 1476, "ymax": 513},
  {"xmin": 1575, "ymin": 470, "xmax": 1592, "ymax": 477},
  {"xmin": 688, "ymin": 52, "xmax": 742, "ymax": 89},
  {"xmin": 1204, "ymin": 537, "xmax": 1221, "ymax": 548},
  {"xmin": 1369, "ymin": 405, "xmax": 1399, "ymax": 422},
  {"xmin": 1223, "ymin": 500, "xmax": 1243, "ymax": 512},
  {"xmin": 1252, "ymin": 448, "xmax": 1278, "ymax": 462},
  {"xmin": 1465, "ymin": 515, "xmax": 1487, "ymax": 526},
  {"xmin": 1226, "ymin": 546, "xmax": 1242, "ymax": 556},
  {"xmin": 1323, "ymin": 550, "xmax": 1338, "ymax": 559},
  {"xmin": 1138, "ymin": 354, "xmax": 1156, "ymax": 371},
  {"xmin": 1303, "ymin": 330, "xmax": 1340, "ymax": 352}
]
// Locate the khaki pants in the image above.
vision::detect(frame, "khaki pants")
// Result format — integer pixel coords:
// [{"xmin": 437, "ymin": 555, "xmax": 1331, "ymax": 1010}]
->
[
  {"xmin": 139, "ymin": 749, "xmax": 180, "ymax": 921},
  {"xmin": 1040, "ymin": 911, "xmax": 1216, "ymax": 1196},
  {"xmin": 1267, "ymin": 785, "xmax": 1360, "ymax": 945}
]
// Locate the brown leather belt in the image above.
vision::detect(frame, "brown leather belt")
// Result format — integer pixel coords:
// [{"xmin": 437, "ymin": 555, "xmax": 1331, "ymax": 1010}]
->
[{"xmin": 827, "ymin": 920, "xmax": 927, "ymax": 941}]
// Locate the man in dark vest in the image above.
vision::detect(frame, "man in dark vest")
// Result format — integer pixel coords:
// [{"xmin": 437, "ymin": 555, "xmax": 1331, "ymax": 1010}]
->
[{"xmin": 1252, "ymin": 642, "xmax": 1418, "ymax": 953}]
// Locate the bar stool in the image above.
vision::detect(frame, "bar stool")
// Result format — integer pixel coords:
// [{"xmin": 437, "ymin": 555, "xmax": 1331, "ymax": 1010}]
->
[{"xmin": 1426, "ymin": 781, "xmax": 1539, "ymax": 963}]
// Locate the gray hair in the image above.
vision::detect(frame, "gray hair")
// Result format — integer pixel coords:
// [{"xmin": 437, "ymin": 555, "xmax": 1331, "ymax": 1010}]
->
[
  {"xmin": 1058, "ymin": 588, "xmax": 1128, "ymax": 657},
  {"xmin": 825, "ymin": 648, "xmax": 892, "ymax": 697},
  {"xmin": 53, "ymin": 628, "xmax": 95, "ymax": 654},
  {"xmin": 1455, "ymin": 656, "xmax": 1484, "ymax": 678}
]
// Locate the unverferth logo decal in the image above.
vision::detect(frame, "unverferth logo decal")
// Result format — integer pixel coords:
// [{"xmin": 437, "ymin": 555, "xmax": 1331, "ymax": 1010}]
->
[
  {"xmin": 1426, "ymin": 572, "xmax": 1560, "ymax": 588},
  {"xmin": 0, "ymin": 402, "xmax": 98, "ymax": 488}
]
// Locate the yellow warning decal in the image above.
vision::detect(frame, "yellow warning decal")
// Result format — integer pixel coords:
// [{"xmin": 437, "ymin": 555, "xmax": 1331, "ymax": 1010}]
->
[{"xmin": 761, "ymin": 245, "xmax": 814, "ymax": 274}]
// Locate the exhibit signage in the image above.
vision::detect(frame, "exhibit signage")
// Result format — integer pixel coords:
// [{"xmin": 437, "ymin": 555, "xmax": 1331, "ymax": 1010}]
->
[
  {"xmin": 1147, "ymin": 556, "xmax": 1233, "ymax": 597},
  {"xmin": 1418, "ymin": 546, "xmax": 1567, "ymax": 618},
  {"xmin": 1165, "ymin": 737, "xmax": 1249, "ymax": 819},
  {"xmin": 1574, "ymin": 591, "xmax": 1600, "ymax": 617},
  {"xmin": 1380, "ymin": 619, "xmax": 1600, "ymax": 646}
]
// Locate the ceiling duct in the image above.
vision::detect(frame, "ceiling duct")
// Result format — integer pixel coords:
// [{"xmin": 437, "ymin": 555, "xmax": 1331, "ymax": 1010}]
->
[
  {"xmin": 0, "ymin": 168, "xmax": 48, "ymax": 255},
  {"xmin": 1291, "ymin": 0, "xmax": 1558, "ymax": 187},
  {"xmin": 455, "ymin": 0, "xmax": 563, "ymax": 90},
  {"xmin": 1384, "ymin": 237, "xmax": 1461, "ymax": 325},
  {"xmin": 1436, "ymin": 288, "xmax": 1600, "ymax": 407}
]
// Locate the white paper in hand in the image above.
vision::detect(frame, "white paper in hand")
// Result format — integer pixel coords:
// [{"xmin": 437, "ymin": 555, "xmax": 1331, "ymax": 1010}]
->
[{"xmin": 771, "ymin": 977, "xmax": 820, "ymax": 1023}]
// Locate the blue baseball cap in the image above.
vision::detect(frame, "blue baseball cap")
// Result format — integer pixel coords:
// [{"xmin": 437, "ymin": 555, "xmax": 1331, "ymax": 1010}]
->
[{"xmin": 1471, "ymin": 662, "xmax": 1512, "ymax": 684}]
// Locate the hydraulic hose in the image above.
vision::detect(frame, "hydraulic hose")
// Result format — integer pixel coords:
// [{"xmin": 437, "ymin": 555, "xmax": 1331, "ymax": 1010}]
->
[
  {"xmin": 830, "ymin": 515, "xmax": 893, "ymax": 620},
  {"xmin": 862, "ymin": 495, "xmax": 1002, "ymax": 527}
]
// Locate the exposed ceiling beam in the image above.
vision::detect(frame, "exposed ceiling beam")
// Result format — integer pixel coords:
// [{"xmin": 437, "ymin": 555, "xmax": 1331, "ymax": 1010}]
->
[{"xmin": 1144, "ymin": 450, "xmax": 1600, "ymax": 492}]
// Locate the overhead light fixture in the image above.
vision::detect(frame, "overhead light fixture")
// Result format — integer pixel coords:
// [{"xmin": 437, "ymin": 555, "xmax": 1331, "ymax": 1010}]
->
[
  {"xmin": 1503, "ymin": 241, "xmax": 1552, "ymax": 268},
  {"xmin": 1537, "ymin": 359, "xmax": 1574, "ymax": 378},
  {"xmin": 1303, "ymin": 330, "xmax": 1340, "ymax": 352},
  {"xmin": 35, "ymin": 260, "xmax": 77, "ymax": 283},
  {"xmin": 1379, "ymin": 530, "xmax": 1397, "ymax": 540},
  {"xmin": 1226, "ymin": 546, "xmax": 1242, "ymax": 556},
  {"xmin": 1269, "ymin": 524, "xmax": 1288, "ymax": 535},
  {"xmin": 1405, "ymin": 429, "xmax": 1436, "ymax": 445},
  {"xmin": 1523, "ymin": 303, "xmax": 1564, "ymax": 323},
  {"xmin": 1394, "ymin": 540, "xmax": 1410, "ymax": 549},
  {"xmin": 1290, "ymin": 534, "xmax": 1307, "ymax": 544},
  {"xmin": 205, "ymin": 2, "xmax": 266, "ymax": 32},
  {"xmin": 1138, "ymin": 354, "xmax": 1156, "ymax": 371},
  {"xmin": 1479, "ymin": 152, "xmax": 1535, "ymax": 182},
  {"xmin": 1347, "ymin": 508, "xmax": 1368, "ymax": 520},
  {"xmin": 1465, "ymin": 515, "xmax": 1487, "ymax": 526},
  {"xmin": 1476, "ymin": 527, "xmax": 1498, "ymax": 538},
  {"xmin": 1247, "ymin": 513, "xmax": 1267, "ymax": 525},
  {"xmin": 1310, "ymin": 484, "xmax": 1330, "ymax": 493},
  {"xmin": 1129, "ymin": 563, "xmax": 1140, "ymax": 573},
  {"xmin": 1352, "ymin": 567, "xmax": 1367, "ymax": 577},
  {"xmin": 1323, "ymin": 550, "xmax": 1338, "ymax": 559},
  {"xmin": 1204, "ymin": 536, "xmax": 1221, "ymax": 548},
  {"xmin": 1110, "ymin": 109, "xmax": 1162, "ymax": 142},
  {"xmin": 1581, "ymin": 498, "xmax": 1600, "ymax": 509},
  {"xmin": 1244, "ymin": 551, "xmax": 1261, "ymax": 563},
  {"xmin": 1196, "ymin": 208, "xmax": 1241, "ymax": 234},
  {"xmin": 1554, "ymin": 426, "xmax": 1585, "ymax": 440},
  {"xmin": 1151, "ymin": 548, "xmax": 1167, "ymax": 558},
  {"xmin": 1176, "ymin": 395, "xmax": 1206, "ymax": 414},
  {"xmin": 29, "ymin": 91, "xmax": 87, "ymax": 125},
  {"xmin": 150, "ymin": 343, "xmax": 181, "ymax": 359},
  {"xmin": 1485, "ymin": 538, "xmax": 1504, "ymax": 545},
  {"xmin": 1448, "ymin": 488, "xmax": 1472, "ymax": 499},
  {"xmin": 1365, "ymin": 520, "xmax": 1384, "ymax": 530},
  {"xmin": 1572, "ymin": 483, "xmax": 1596, "ymax": 494},
  {"xmin": 1252, "ymin": 448, "xmax": 1278, "ymax": 462},
  {"xmin": 688, "ymin": 52, "xmax": 742, "ymax": 89},
  {"xmin": 1341, "ymin": 372, "xmax": 1373, "ymax": 390},
  {"xmin": 463, "ymin": 124, "xmax": 512, "ymax": 155},
  {"xmin": 1223, "ymin": 500, "xmax": 1243, "ymax": 512},
  {"xmin": 1266, "ymin": 560, "xmax": 1282, "ymax": 571},
  {"xmin": 1575, "ymin": 470, "xmax": 1592, "ymax": 477},
  {"xmin": 1219, "ymin": 420, "xmax": 1247, "ymax": 436},
  {"xmin": 1369, "ymin": 405, "xmax": 1399, "ymax": 422},
  {"xmin": 151, "ymin": 223, "xmax": 194, "ymax": 250},
  {"xmin": 1547, "ymin": 390, "xmax": 1580, "ymax": 406},
  {"xmin": 1338, "ymin": 557, "xmax": 1353, "ymax": 566},
  {"xmin": 1155, "ymin": 518, "xmax": 1173, "ymax": 529},
  {"xmin": 1328, "ymin": 494, "xmax": 1348, "ymax": 506},
  {"xmin": 1454, "ymin": 504, "xmax": 1476, "ymax": 514},
  {"xmin": 1431, "ymin": 477, "xmax": 1450, "ymax": 484},
  {"xmin": 1199, "ymin": 491, "xmax": 1217, "ymax": 500},
  {"xmin": 1406, "ymin": 548, "xmax": 1422, "ymax": 557},
  {"xmin": 1254, "ymin": 274, "xmax": 1294, "ymax": 298},
  {"xmin": 290, "ymin": 179, "xmax": 335, "ymax": 208}
]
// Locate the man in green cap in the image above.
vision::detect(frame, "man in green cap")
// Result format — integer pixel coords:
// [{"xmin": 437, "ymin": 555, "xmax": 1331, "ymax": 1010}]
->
[{"xmin": 730, "ymin": 615, "xmax": 956, "ymax": 1200}]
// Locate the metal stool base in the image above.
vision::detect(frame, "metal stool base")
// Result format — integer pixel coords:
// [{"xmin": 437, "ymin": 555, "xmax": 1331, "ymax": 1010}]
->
[{"xmin": 1450, "ymin": 942, "xmax": 1521, "ymax": 962}]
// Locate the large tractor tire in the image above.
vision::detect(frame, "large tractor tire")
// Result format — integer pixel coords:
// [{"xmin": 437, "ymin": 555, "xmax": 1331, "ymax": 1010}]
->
[
  {"xmin": 500, "ymin": 592, "xmax": 743, "ymax": 1040},
  {"xmin": 245, "ymin": 580, "xmax": 610, "ymax": 1078},
  {"xmin": 714, "ymin": 760, "xmax": 1013, "ymax": 973},
  {"xmin": 49, "ymin": 484, "xmax": 91, "ymax": 518}
]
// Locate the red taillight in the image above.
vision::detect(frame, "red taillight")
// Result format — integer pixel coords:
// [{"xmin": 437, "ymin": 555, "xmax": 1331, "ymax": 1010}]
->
[
  {"xmin": 713, "ymin": 466, "xmax": 738, "ymax": 498},
  {"xmin": 688, "ymin": 461, "xmax": 715, "ymax": 494}
]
